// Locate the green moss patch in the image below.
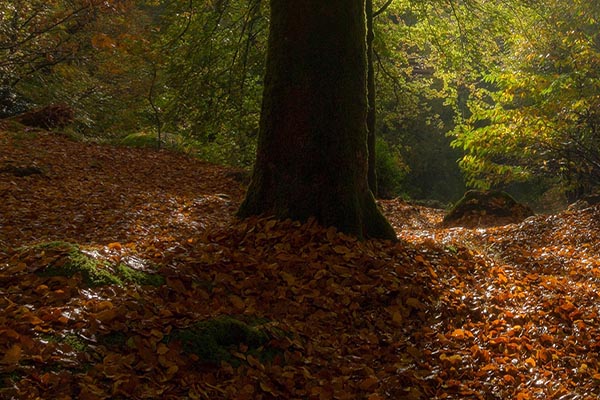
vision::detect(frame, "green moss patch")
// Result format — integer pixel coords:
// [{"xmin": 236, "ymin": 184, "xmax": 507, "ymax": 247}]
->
[
  {"xmin": 170, "ymin": 316, "xmax": 277, "ymax": 366},
  {"xmin": 23, "ymin": 241, "xmax": 164, "ymax": 288},
  {"xmin": 116, "ymin": 263, "xmax": 165, "ymax": 286},
  {"xmin": 120, "ymin": 132, "xmax": 160, "ymax": 148},
  {"xmin": 42, "ymin": 332, "xmax": 88, "ymax": 352},
  {"xmin": 31, "ymin": 241, "xmax": 121, "ymax": 287}
]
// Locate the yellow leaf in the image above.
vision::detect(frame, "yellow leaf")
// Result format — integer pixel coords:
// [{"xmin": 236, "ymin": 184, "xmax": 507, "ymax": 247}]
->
[
  {"xmin": 406, "ymin": 297, "xmax": 424, "ymax": 310},
  {"xmin": 525, "ymin": 357, "xmax": 536, "ymax": 368},
  {"xmin": 333, "ymin": 245, "xmax": 350, "ymax": 255},
  {"xmin": 259, "ymin": 381, "xmax": 278, "ymax": 395},
  {"xmin": 151, "ymin": 329, "xmax": 164, "ymax": 340},
  {"xmin": 450, "ymin": 329, "xmax": 466, "ymax": 339},
  {"xmin": 108, "ymin": 242, "xmax": 122, "ymax": 251},
  {"xmin": 91, "ymin": 33, "xmax": 116, "ymax": 49},
  {"xmin": 440, "ymin": 353, "xmax": 462, "ymax": 365},
  {"xmin": 1, "ymin": 345, "xmax": 22, "ymax": 365},
  {"xmin": 359, "ymin": 376, "xmax": 379, "ymax": 390},
  {"xmin": 391, "ymin": 311, "xmax": 403, "ymax": 326},
  {"xmin": 280, "ymin": 271, "xmax": 296, "ymax": 286},
  {"xmin": 247, "ymin": 354, "xmax": 262, "ymax": 369},
  {"xmin": 229, "ymin": 295, "xmax": 245, "ymax": 311},
  {"xmin": 157, "ymin": 343, "xmax": 169, "ymax": 355},
  {"xmin": 96, "ymin": 307, "xmax": 119, "ymax": 323}
]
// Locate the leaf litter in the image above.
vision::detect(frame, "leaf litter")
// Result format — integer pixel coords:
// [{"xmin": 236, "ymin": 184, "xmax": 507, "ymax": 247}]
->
[{"xmin": 1, "ymin": 129, "xmax": 600, "ymax": 399}]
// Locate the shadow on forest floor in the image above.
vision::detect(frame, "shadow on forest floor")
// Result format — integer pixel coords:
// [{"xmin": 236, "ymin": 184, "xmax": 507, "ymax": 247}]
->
[{"xmin": 1, "ymin": 129, "xmax": 600, "ymax": 399}]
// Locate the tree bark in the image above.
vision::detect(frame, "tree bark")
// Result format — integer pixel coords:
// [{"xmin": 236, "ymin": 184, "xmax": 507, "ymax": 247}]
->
[
  {"xmin": 237, "ymin": 0, "xmax": 396, "ymax": 240},
  {"xmin": 366, "ymin": 0, "xmax": 378, "ymax": 196}
]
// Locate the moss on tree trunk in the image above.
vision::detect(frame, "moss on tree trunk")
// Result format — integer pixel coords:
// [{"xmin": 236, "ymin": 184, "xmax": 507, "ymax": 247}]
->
[{"xmin": 238, "ymin": 0, "xmax": 396, "ymax": 240}]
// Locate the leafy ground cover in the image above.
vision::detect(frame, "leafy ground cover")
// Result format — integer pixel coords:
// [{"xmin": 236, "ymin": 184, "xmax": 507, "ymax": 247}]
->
[{"xmin": 1, "ymin": 128, "xmax": 600, "ymax": 399}]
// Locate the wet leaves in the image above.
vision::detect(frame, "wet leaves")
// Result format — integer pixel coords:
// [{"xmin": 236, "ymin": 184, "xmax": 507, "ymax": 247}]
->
[{"xmin": 2, "ymin": 130, "xmax": 600, "ymax": 398}]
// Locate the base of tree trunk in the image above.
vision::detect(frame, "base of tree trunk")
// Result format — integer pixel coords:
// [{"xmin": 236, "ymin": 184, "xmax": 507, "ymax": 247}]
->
[{"xmin": 238, "ymin": 183, "xmax": 396, "ymax": 241}]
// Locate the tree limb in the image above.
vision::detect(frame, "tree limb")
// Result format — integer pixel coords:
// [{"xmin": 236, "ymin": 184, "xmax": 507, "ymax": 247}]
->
[{"xmin": 373, "ymin": 0, "xmax": 394, "ymax": 18}]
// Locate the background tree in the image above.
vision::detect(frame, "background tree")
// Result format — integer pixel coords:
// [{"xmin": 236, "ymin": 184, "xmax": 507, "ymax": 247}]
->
[
  {"xmin": 237, "ymin": 0, "xmax": 396, "ymax": 240},
  {"xmin": 451, "ymin": 0, "xmax": 600, "ymax": 202},
  {"xmin": 158, "ymin": 0, "xmax": 268, "ymax": 165},
  {"xmin": 0, "ymin": 0, "xmax": 160, "ymax": 135}
]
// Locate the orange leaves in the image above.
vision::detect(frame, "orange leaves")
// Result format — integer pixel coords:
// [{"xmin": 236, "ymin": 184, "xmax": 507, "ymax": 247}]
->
[
  {"xmin": 91, "ymin": 33, "xmax": 116, "ymax": 50},
  {"xmin": 108, "ymin": 242, "xmax": 123, "ymax": 251},
  {"xmin": 358, "ymin": 375, "xmax": 379, "ymax": 390},
  {"xmin": 1, "ymin": 344, "xmax": 22, "ymax": 365},
  {"xmin": 524, "ymin": 357, "xmax": 536, "ymax": 368},
  {"xmin": 228, "ymin": 294, "xmax": 246, "ymax": 312},
  {"xmin": 3, "ymin": 131, "xmax": 600, "ymax": 399},
  {"xmin": 450, "ymin": 328, "xmax": 474, "ymax": 340},
  {"xmin": 440, "ymin": 353, "xmax": 463, "ymax": 366}
]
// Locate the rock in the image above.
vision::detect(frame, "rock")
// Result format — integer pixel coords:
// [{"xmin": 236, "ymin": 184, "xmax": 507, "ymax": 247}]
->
[
  {"xmin": 443, "ymin": 190, "xmax": 534, "ymax": 228},
  {"xmin": 0, "ymin": 164, "xmax": 44, "ymax": 177},
  {"xmin": 14, "ymin": 103, "xmax": 74, "ymax": 130}
]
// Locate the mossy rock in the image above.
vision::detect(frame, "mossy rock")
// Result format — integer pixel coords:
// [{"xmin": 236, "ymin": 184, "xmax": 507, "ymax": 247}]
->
[
  {"xmin": 115, "ymin": 263, "xmax": 165, "ymax": 286},
  {"xmin": 30, "ymin": 241, "xmax": 122, "ymax": 287},
  {"xmin": 120, "ymin": 132, "xmax": 160, "ymax": 148},
  {"xmin": 443, "ymin": 190, "xmax": 534, "ymax": 228},
  {"xmin": 119, "ymin": 131, "xmax": 182, "ymax": 149},
  {"xmin": 24, "ymin": 241, "xmax": 164, "ymax": 288},
  {"xmin": 170, "ymin": 316, "xmax": 276, "ymax": 366}
]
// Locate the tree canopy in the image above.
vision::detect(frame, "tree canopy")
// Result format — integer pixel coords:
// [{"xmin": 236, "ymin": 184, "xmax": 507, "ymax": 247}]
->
[{"xmin": 2, "ymin": 0, "xmax": 599, "ymax": 206}]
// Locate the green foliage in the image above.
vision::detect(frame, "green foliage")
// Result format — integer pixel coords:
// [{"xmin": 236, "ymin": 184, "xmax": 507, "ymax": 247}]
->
[
  {"xmin": 120, "ymin": 132, "xmax": 161, "ymax": 148},
  {"xmin": 371, "ymin": 0, "xmax": 468, "ymax": 203},
  {"xmin": 451, "ymin": 0, "xmax": 600, "ymax": 198},
  {"xmin": 0, "ymin": 1, "xmax": 162, "ymax": 137},
  {"xmin": 170, "ymin": 316, "xmax": 271, "ymax": 365},
  {"xmin": 157, "ymin": 0, "xmax": 267, "ymax": 166},
  {"xmin": 375, "ymin": 137, "xmax": 407, "ymax": 199},
  {"xmin": 7, "ymin": 0, "xmax": 598, "ymax": 204}
]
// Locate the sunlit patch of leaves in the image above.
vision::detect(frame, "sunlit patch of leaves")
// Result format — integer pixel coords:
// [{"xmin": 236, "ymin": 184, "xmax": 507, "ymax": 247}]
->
[
  {"xmin": 29, "ymin": 241, "xmax": 123, "ymax": 287},
  {"xmin": 2, "ymin": 130, "xmax": 600, "ymax": 399}
]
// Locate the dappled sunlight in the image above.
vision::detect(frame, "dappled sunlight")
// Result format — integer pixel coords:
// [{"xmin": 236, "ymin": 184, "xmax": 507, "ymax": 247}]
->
[
  {"xmin": 2, "ymin": 130, "xmax": 600, "ymax": 398},
  {"xmin": 0, "ymin": 131, "xmax": 244, "ymax": 248}
]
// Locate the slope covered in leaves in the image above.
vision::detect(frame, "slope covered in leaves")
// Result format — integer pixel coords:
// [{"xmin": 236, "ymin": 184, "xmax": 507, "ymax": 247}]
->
[{"xmin": 1, "ymin": 129, "xmax": 600, "ymax": 399}]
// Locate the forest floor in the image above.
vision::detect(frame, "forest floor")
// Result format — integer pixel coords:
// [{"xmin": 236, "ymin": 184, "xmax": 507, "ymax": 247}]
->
[{"xmin": 1, "ymin": 128, "xmax": 600, "ymax": 400}]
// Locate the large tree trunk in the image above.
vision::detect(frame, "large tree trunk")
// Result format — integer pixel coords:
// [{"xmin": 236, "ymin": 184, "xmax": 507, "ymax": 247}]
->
[
  {"xmin": 366, "ymin": 0, "xmax": 378, "ymax": 196},
  {"xmin": 237, "ymin": 0, "xmax": 396, "ymax": 240}
]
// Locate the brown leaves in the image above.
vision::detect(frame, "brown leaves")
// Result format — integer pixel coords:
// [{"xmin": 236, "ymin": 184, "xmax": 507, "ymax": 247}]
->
[
  {"xmin": 3, "ymin": 129, "xmax": 600, "ymax": 399},
  {"xmin": 1, "ymin": 345, "xmax": 22, "ymax": 365}
]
